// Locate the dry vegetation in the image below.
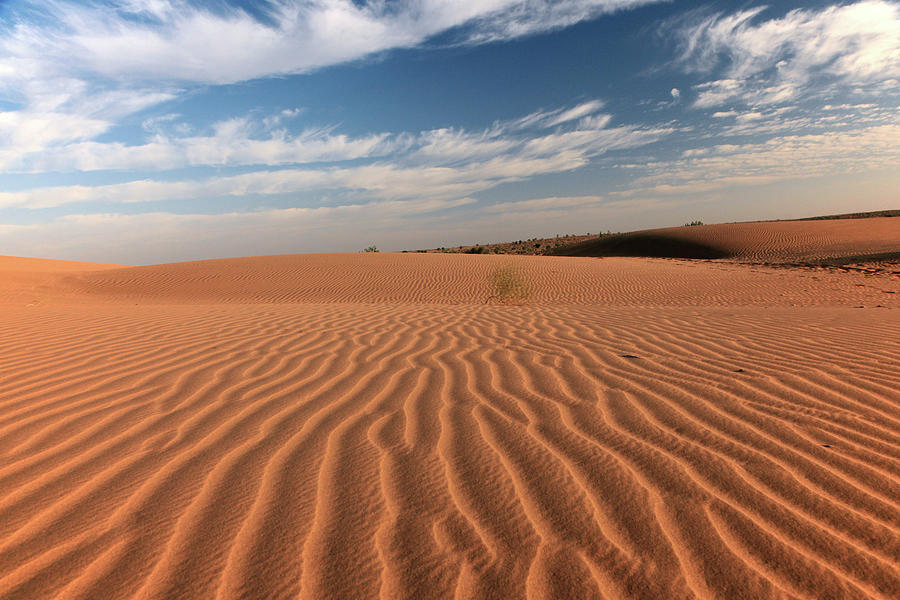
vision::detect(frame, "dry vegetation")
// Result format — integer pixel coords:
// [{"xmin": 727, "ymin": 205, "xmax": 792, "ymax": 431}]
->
[
  {"xmin": 487, "ymin": 263, "xmax": 530, "ymax": 304},
  {"xmin": 416, "ymin": 232, "xmax": 615, "ymax": 256}
]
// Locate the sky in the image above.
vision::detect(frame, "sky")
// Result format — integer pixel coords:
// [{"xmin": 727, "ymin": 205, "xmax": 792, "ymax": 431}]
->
[{"xmin": 0, "ymin": 0, "xmax": 898, "ymax": 264}]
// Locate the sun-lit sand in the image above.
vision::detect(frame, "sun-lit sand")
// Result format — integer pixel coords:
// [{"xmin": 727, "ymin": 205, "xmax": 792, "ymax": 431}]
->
[
  {"xmin": 559, "ymin": 216, "xmax": 900, "ymax": 263},
  {"xmin": 1, "ymin": 219, "xmax": 899, "ymax": 599}
]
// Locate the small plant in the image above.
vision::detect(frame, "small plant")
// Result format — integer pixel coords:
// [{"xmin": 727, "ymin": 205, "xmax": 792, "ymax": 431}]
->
[
  {"xmin": 683, "ymin": 220, "xmax": 704, "ymax": 227},
  {"xmin": 362, "ymin": 245, "xmax": 379, "ymax": 252},
  {"xmin": 488, "ymin": 264, "xmax": 529, "ymax": 304}
]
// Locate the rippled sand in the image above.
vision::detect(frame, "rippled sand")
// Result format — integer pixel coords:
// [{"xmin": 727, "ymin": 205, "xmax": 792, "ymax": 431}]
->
[{"xmin": 1, "ymin": 249, "xmax": 899, "ymax": 599}]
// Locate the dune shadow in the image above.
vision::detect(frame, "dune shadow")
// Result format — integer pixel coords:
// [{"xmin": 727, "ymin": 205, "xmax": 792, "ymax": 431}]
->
[{"xmin": 556, "ymin": 233, "xmax": 730, "ymax": 259}]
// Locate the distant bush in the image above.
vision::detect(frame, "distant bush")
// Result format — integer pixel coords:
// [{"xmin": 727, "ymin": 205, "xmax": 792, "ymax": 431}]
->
[
  {"xmin": 466, "ymin": 245, "xmax": 485, "ymax": 254},
  {"xmin": 362, "ymin": 245, "xmax": 379, "ymax": 252},
  {"xmin": 683, "ymin": 220, "xmax": 704, "ymax": 227}
]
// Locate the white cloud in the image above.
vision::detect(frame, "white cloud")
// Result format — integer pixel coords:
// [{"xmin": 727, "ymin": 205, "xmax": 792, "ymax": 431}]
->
[
  {"xmin": 411, "ymin": 128, "xmax": 518, "ymax": 164},
  {"xmin": 714, "ymin": 103, "xmax": 895, "ymax": 136},
  {"xmin": 1, "ymin": 1, "xmax": 658, "ymax": 86},
  {"xmin": 0, "ymin": 1, "xmax": 659, "ymax": 174},
  {"xmin": 0, "ymin": 147, "xmax": 585, "ymax": 209},
  {"xmin": 678, "ymin": 1, "xmax": 900, "ymax": 107},
  {"xmin": 2, "ymin": 127, "xmax": 398, "ymax": 174},
  {"xmin": 479, "ymin": 195, "xmax": 604, "ymax": 214},
  {"xmin": 624, "ymin": 117, "xmax": 900, "ymax": 197},
  {"xmin": 507, "ymin": 101, "xmax": 607, "ymax": 131},
  {"xmin": 0, "ymin": 103, "xmax": 669, "ymax": 209},
  {"xmin": 462, "ymin": 0, "xmax": 660, "ymax": 43},
  {"xmin": 546, "ymin": 101, "xmax": 606, "ymax": 126},
  {"xmin": 0, "ymin": 110, "xmax": 108, "ymax": 154},
  {"xmin": 735, "ymin": 111, "xmax": 763, "ymax": 122},
  {"xmin": 670, "ymin": 88, "xmax": 680, "ymax": 100}
]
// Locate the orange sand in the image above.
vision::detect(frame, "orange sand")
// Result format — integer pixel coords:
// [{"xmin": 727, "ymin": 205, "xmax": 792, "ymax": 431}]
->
[
  {"xmin": 1, "ymin": 243, "xmax": 899, "ymax": 598},
  {"xmin": 558, "ymin": 216, "xmax": 900, "ymax": 263}
]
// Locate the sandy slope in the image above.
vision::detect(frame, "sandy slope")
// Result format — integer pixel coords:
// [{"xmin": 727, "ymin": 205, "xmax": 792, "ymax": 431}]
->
[
  {"xmin": 1, "ymin": 252, "xmax": 899, "ymax": 600},
  {"xmin": 0, "ymin": 256, "xmax": 129, "ymax": 307},
  {"xmin": 556, "ymin": 216, "xmax": 900, "ymax": 263},
  {"xmin": 0, "ymin": 256, "xmax": 128, "ymax": 273}
]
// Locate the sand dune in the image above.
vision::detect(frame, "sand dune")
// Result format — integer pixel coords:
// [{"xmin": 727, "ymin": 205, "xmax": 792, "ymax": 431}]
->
[
  {"xmin": 0, "ymin": 256, "xmax": 128, "ymax": 307},
  {"xmin": 555, "ymin": 217, "xmax": 900, "ymax": 263},
  {"xmin": 10, "ymin": 251, "xmax": 898, "ymax": 307},
  {"xmin": 1, "ymin": 251, "xmax": 899, "ymax": 599},
  {"xmin": 0, "ymin": 256, "xmax": 128, "ymax": 273}
]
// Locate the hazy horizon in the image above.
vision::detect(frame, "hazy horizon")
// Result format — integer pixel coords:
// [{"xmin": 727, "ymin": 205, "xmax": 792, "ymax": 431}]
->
[{"xmin": 2, "ymin": 0, "xmax": 899, "ymax": 264}]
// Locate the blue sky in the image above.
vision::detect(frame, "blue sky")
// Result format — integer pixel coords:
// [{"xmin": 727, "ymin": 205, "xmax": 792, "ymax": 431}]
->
[{"xmin": 0, "ymin": 0, "xmax": 898, "ymax": 264}]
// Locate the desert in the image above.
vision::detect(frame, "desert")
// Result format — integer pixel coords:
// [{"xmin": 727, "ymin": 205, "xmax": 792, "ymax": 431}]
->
[
  {"xmin": 4, "ymin": 1, "xmax": 900, "ymax": 597},
  {"xmin": 1, "ymin": 217, "xmax": 899, "ymax": 599}
]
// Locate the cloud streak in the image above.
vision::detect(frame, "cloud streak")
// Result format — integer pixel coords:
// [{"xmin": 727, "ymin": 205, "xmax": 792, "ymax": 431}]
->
[
  {"xmin": 1, "ymin": 1, "xmax": 658, "ymax": 86},
  {"xmin": 0, "ymin": 103, "xmax": 670, "ymax": 208},
  {"xmin": 676, "ymin": 1, "xmax": 900, "ymax": 107},
  {"xmin": 625, "ymin": 118, "xmax": 900, "ymax": 197}
]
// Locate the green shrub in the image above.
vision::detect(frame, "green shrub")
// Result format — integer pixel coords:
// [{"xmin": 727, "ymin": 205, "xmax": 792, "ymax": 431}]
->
[
  {"xmin": 683, "ymin": 220, "xmax": 704, "ymax": 227},
  {"xmin": 362, "ymin": 245, "xmax": 379, "ymax": 252}
]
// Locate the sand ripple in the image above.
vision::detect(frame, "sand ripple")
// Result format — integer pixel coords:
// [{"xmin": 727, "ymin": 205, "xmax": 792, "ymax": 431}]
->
[{"xmin": 1, "ymin": 254, "xmax": 899, "ymax": 599}]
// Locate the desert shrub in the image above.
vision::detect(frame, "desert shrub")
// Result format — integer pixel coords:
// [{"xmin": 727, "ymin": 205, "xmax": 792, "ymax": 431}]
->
[
  {"xmin": 466, "ymin": 245, "xmax": 485, "ymax": 254},
  {"xmin": 489, "ymin": 264, "xmax": 529, "ymax": 304},
  {"xmin": 683, "ymin": 220, "xmax": 704, "ymax": 227},
  {"xmin": 362, "ymin": 245, "xmax": 379, "ymax": 252}
]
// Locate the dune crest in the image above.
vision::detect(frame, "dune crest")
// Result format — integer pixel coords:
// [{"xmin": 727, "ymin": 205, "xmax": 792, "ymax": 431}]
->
[
  {"xmin": 556, "ymin": 216, "xmax": 900, "ymax": 263},
  {"xmin": 1, "ymin": 251, "xmax": 898, "ymax": 599},
  {"xmin": 0, "ymin": 256, "xmax": 129, "ymax": 273}
]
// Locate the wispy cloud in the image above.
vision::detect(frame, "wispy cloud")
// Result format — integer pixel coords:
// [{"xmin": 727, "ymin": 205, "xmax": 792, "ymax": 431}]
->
[
  {"xmin": 2, "ymin": 1, "xmax": 657, "ymax": 85},
  {"xmin": 506, "ymin": 100, "xmax": 607, "ymax": 131},
  {"xmin": 624, "ymin": 116, "xmax": 900, "ymax": 197},
  {"xmin": 479, "ymin": 195, "xmax": 605, "ymax": 214},
  {"xmin": 0, "ymin": 1, "xmax": 660, "ymax": 174},
  {"xmin": 0, "ymin": 102, "xmax": 669, "ymax": 208},
  {"xmin": 545, "ymin": 101, "xmax": 606, "ymax": 127},
  {"xmin": 675, "ymin": 1, "xmax": 900, "ymax": 107},
  {"xmin": 3, "ymin": 116, "xmax": 398, "ymax": 173}
]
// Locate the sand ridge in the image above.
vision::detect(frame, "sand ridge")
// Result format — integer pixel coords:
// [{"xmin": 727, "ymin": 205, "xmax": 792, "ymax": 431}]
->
[
  {"xmin": 1, "ymin": 251, "xmax": 899, "ymax": 599},
  {"xmin": 0, "ymin": 256, "xmax": 129, "ymax": 273},
  {"xmin": 0, "ymin": 256, "xmax": 130, "ymax": 307},
  {"xmin": 556, "ymin": 216, "xmax": 900, "ymax": 263}
]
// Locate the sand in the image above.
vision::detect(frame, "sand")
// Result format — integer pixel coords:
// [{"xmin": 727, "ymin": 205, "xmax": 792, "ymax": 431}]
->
[
  {"xmin": 1, "ymin": 226, "xmax": 899, "ymax": 599},
  {"xmin": 557, "ymin": 216, "xmax": 900, "ymax": 263}
]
